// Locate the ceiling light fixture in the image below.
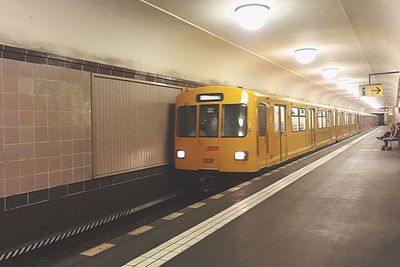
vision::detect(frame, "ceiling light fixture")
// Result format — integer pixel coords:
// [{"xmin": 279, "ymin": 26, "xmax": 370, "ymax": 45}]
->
[
  {"xmin": 321, "ymin": 68, "xmax": 339, "ymax": 79},
  {"xmin": 234, "ymin": 3, "xmax": 270, "ymax": 31},
  {"xmin": 294, "ymin": 48, "xmax": 317, "ymax": 64}
]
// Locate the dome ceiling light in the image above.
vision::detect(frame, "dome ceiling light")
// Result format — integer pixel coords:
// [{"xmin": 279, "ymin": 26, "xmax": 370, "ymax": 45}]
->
[
  {"xmin": 294, "ymin": 48, "xmax": 317, "ymax": 64},
  {"xmin": 321, "ymin": 68, "xmax": 339, "ymax": 80},
  {"xmin": 234, "ymin": 3, "xmax": 270, "ymax": 31}
]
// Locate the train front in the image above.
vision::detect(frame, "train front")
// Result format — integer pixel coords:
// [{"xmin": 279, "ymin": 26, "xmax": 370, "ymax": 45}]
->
[{"xmin": 175, "ymin": 86, "xmax": 258, "ymax": 173}]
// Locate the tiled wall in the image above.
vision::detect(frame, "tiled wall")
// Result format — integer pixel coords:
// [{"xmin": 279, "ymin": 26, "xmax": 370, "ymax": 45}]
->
[{"xmin": 0, "ymin": 58, "xmax": 92, "ymax": 197}]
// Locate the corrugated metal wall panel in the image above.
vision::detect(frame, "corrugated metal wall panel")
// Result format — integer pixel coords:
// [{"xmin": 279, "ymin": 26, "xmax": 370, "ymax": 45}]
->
[{"xmin": 92, "ymin": 75, "xmax": 182, "ymax": 177}]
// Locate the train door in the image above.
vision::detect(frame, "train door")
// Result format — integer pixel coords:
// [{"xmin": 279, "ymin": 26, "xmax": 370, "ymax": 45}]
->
[
  {"xmin": 309, "ymin": 108, "xmax": 316, "ymax": 149},
  {"xmin": 257, "ymin": 103, "xmax": 267, "ymax": 168},
  {"xmin": 197, "ymin": 104, "xmax": 219, "ymax": 170},
  {"xmin": 274, "ymin": 105, "xmax": 287, "ymax": 161}
]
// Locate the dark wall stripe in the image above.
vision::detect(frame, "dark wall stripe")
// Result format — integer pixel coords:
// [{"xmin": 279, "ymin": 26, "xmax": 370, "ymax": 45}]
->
[{"xmin": 0, "ymin": 44, "xmax": 206, "ymax": 89}]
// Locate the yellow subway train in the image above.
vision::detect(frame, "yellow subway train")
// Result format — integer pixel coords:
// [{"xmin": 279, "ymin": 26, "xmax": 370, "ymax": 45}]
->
[{"xmin": 175, "ymin": 86, "xmax": 377, "ymax": 173}]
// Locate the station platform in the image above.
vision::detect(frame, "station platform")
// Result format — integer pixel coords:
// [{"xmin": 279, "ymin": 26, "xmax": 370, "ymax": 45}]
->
[{"xmin": 41, "ymin": 127, "xmax": 400, "ymax": 267}]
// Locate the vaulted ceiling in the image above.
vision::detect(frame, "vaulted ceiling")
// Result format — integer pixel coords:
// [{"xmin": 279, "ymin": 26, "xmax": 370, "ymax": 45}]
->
[{"xmin": 0, "ymin": 0, "xmax": 398, "ymax": 112}]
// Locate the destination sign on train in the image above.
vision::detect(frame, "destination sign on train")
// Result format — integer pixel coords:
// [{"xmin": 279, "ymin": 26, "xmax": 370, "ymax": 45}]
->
[
  {"xmin": 197, "ymin": 93, "xmax": 224, "ymax": 102},
  {"xmin": 358, "ymin": 84, "xmax": 383, "ymax": 97}
]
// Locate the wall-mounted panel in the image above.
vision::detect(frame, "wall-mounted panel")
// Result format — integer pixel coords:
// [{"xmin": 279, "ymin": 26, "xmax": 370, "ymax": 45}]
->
[{"xmin": 92, "ymin": 75, "xmax": 182, "ymax": 177}]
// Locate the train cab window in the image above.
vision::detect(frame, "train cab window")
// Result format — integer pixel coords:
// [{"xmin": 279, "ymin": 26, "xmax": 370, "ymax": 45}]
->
[
  {"xmin": 291, "ymin": 107, "xmax": 299, "ymax": 132},
  {"xmin": 258, "ymin": 104, "xmax": 266, "ymax": 136},
  {"xmin": 177, "ymin": 106, "xmax": 197, "ymax": 137},
  {"xmin": 199, "ymin": 105, "xmax": 219, "ymax": 137},
  {"xmin": 222, "ymin": 104, "xmax": 247, "ymax": 137},
  {"xmin": 299, "ymin": 108, "xmax": 306, "ymax": 130}
]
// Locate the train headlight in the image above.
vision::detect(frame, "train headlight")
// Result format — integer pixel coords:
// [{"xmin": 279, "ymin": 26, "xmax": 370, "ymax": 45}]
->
[
  {"xmin": 234, "ymin": 151, "xmax": 248, "ymax": 161},
  {"xmin": 176, "ymin": 150, "xmax": 186, "ymax": 159}
]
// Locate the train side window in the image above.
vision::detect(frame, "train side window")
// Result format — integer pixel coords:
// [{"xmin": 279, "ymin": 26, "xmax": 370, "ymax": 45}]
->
[
  {"xmin": 291, "ymin": 107, "xmax": 299, "ymax": 132},
  {"xmin": 322, "ymin": 111, "xmax": 327, "ymax": 128},
  {"xmin": 333, "ymin": 111, "xmax": 336, "ymax": 126},
  {"xmin": 274, "ymin": 106, "xmax": 280, "ymax": 133},
  {"xmin": 299, "ymin": 108, "xmax": 306, "ymax": 130},
  {"xmin": 222, "ymin": 104, "xmax": 247, "ymax": 137},
  {"xmin": 258, "ymin": 104, "xmax": 266, "ymax": 136},
  {"xmin": 280, "ymin": 106, "xmax": 286, "ymax": 133},
  {"xmin": 337, "ymin": 112, "xmax": 341, "ymax": 126},
  {"xmin": 317, "ymin": 110, "xmax": 322, "ymax": 128},
  {"xmin": 177, "ymin": 106, "xmax": 197, "ymax": 137},
  {"xmin": 199, "ymin": 105, "xmax": 219, "ymax": 137}
]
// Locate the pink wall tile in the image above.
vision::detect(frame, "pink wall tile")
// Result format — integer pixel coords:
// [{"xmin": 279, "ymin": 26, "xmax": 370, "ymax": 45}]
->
[
  {"xmin": 33, "ymin": 64, "xmax": 47, "ymax": 80},
  {"xmin": 0, "ymin": 163, "xmax": 4, "ymax": 179},
  {"xmin": 4, "ymin": 93, "xmax": 18, "ymax": 110},
  {"xmin": 35, "ymin": 157, "xmax": 49, "ymax": 174},
  {"xmin": 19, "ymin": 94, "xmax": 34, "ymax": 110},
  {"xmin": 20, "ymin": 159, "xmax": 35, "ymax": 177},
  {"xmin": 61, "ymin": 127, "xmax": 72, "ymax": 140},
  {"xmin": 48, "ymin": 156, "xmax": 61, "ymax": 172},
  {"xmin": 84, "ymin": 153, "xmax": 92, "ymax": 166},
  {"xmin": 34, "ymin": 95, "xmax": 48, "ymax": 111},
  {"xmin": 0, "ymin": 180, "xmax": 4, "ymax": 197},
  {"xmin": 35, "ymin": 127, "xmax": 48, "ymax": 142},
  {"xmin": 61, "ymin": 170, "xmax": 73, "ymax": 185},
  {"xmin": 84, "ymin": 167, "xmax": 92, "ymax": 180},
  {"xmin": 20, "ymin": 110, "xmax": 34, "ymax": 126},
  {"xmin": 49, "ymin": 127, "xmax": 61, "ymax": 141},
  {"xmin": 4, "ymin": 128, "xmax": 19, "ymax": 144},
  {"xmin": 3, "ymin": 76, "xmax": 18, "ymax": 94},
  {"xmin": 48, "ymin": 96, "xmax": 60, "ymax": 111},
  {"xmin": 5, "ymin": 178, "xmax": 21, "ymax": 195},
  {"xmin": 73, "ymin": 167, "xmax": 84, "ymax": 182},
  {"xmin": 18, "ymin": 61, "xmax": 33, "ymax": 78},
  {"xmin": 4, "ymin": 110, "xmax": 19, "ymax": 127},
  {"xmin": 20, "ymin": 176, "xmax": 35, "ymax": 193},
  {"xmin": 20, "ymin": 127, "xmax": 34, "ymax": 143},
  {"xmin": 49, "ymin": 141, "xmax": 60, "ymax": 156},
  {"xmin": 34, "ymin": 111, "xmax": 48, "ymax": 127},
  {"xmin": 49, "ymin": 171, "xmax": 61, "ymax": 187},
  {"xmin": 61, "ymin": 155, "xmax": 73, "ymax": 169},
  {"xmin": 5, "ymin": 161, "xmax": 20, "ymax": 179},
  {"xmin": 3, "ymin": 59, "xmax": 18, "ymax": 76},
  {"xmin": 73, "ymin": 153, "xmax": 84, "ymax": 168},
  {"xmin": 18, "ymin": 78, "xmax": 34, "ymax": 95},
  {"xmin": 19, "ymin": 143, "xmax": 35, "ymax": 159},
  {"xmin": 48, "ymin": 111, "xmax": 60, "ymax": 127},
  {"xmin": 4, "ymin": 144, "xmax": 20, "ymax": 161},
  {"xmin": 47, "ymin": 67, "xmax": 60, "ymax": 81},
  {"xmin": 35, "ymin": 173, "xmax": 49, "ymax": 190},
  {"xmin": 73, "ymin": 140, "xmax": 84, "ymax": 153},
  {"xmin": 35, "ymin": 142, "xmax": 49, "ymax": 158}
]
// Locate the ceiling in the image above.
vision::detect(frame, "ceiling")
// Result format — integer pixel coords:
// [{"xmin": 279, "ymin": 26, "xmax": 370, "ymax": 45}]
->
[
  {"xmin": 142, "ymin": 0, "xmax": 400, "ymax": 110},
  {"xmin": 0, "ymin": 0, "xmax": 398, "ymax": 112}
]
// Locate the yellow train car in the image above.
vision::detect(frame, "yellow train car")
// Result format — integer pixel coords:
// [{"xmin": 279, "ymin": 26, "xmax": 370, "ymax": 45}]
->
[{"xmin": 175, "ymin": 86, "xmax": 377, "ymax": 173}]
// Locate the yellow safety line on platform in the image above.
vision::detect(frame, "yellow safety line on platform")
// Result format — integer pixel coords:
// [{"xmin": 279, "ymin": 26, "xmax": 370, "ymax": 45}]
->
[
  {"xmin": 81, "ymin": 243, "xmax": 115, "ymax": 257},
  {"xmin": 128, "ymin": 226, "xmax": 154, "ymax": 236},
  {"xmin": 162, "ymin": 212, "xmax": 184, "ymax": 221},
  {"xmin": 189, "ymin": 202, "xmax": 206, "ymax": 209}
]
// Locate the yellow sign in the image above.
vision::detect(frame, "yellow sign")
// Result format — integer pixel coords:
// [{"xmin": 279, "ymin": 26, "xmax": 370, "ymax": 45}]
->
[{"xmin": 358, "ymin": 84, "xmax": 383, "ymax": 97}]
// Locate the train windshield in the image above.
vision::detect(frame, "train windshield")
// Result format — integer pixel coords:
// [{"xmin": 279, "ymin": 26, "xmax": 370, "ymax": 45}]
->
[
  {"xmin": 199, "ymin": 105, "xmax": 219, "ymax": 137},
  {"xmin": 222, "ymin": 104, "xmax": 247, "ymax": 137},
  {"xmin": 177, "ymin": 106, "xmax": 197, "ymax": 137}
]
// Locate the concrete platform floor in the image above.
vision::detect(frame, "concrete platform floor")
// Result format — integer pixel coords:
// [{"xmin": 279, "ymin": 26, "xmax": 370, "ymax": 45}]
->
[{"xmin": 38, "ymin": 127, "xmax": 400, "ymax": 267}]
